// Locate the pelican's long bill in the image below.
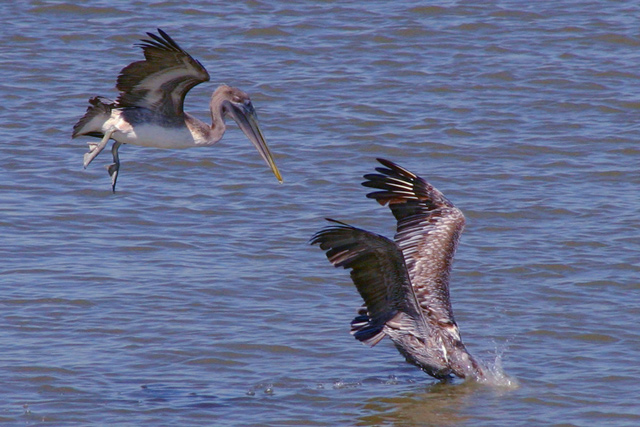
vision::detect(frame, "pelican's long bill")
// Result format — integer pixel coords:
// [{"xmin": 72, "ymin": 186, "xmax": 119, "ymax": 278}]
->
[{"xmin": 230, "ymin": 102, "xmax": 283, "ymax": 183}]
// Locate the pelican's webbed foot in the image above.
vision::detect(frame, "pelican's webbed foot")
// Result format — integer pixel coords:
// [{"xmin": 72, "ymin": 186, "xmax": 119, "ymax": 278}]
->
[
  {"xmin": 83, "ymin": 129, "xmax": 114, "ymax": 169},
  {"xmin": 107, "ymin": 141, "xmax": 123, "ymax": 192}
]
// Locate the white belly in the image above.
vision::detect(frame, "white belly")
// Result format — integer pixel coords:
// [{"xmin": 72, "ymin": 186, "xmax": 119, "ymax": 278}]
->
[{"xmin": 104, "ymin": 111, "xmax": 207, "ymax": 149}]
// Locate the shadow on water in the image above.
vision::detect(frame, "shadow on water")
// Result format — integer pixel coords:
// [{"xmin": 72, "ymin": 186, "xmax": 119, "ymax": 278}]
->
[
  {"xmin": 356, "ymin": 381, "xmax": 487, "ymax": 427},
  {"xmin": 356, "ymin": 362, "xmax": 519, "ymax": 427}
]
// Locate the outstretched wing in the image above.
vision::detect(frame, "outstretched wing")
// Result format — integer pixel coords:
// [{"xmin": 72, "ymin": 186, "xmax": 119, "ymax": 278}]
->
[
  {"xmin": 115, "ymin": 29, "xmax": 210, "ymax": 116},
  {"xmin": 363, "ymin": 158, "xmax": 465, "ymax": 326},
  {"xmin": 310, "ymin": 220, "xmax": 426, "ymax": 346}
]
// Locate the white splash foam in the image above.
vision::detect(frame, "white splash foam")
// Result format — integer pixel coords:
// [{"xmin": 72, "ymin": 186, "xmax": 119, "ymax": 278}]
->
[{"xmin": 472, "ymin": 341, "xmax": 519, "ymax": 389}]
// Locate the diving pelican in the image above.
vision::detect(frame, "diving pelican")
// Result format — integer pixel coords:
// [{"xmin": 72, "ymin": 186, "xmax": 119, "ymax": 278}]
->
[
  {"xmin": 311, "ymin": 159, "xmax": 486, "ymax": 381},
  {"xmin": 72, "ymin": 29, "xmax": 282, "ymax": 191}
]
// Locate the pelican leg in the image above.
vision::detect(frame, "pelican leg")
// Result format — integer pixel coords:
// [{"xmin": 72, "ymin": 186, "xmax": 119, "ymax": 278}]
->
[
  {"xmin": 107, "ymin": 141, "xmax": 123, "ymax": 193},
  {"xmin": 83, "ymin": 130, "xmax": 115, "ymax": 169}
]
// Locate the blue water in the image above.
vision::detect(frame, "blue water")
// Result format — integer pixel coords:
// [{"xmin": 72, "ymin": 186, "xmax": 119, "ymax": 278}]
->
[{"xmin": 1, "ymin": 1, "xmax": 639, "ymax": 425}]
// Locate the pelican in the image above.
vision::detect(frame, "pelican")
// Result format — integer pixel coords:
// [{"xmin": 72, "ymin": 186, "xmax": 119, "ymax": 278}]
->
[
  {"xmin": 311, "ymin": 159, "xmax": 486, "ymax": 381},
  {"xmin": 72, "ymin": 29, "xmax": 282, "ymax": 191}
]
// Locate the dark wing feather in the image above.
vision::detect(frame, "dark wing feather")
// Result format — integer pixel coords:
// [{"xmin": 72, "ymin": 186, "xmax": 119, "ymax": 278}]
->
[
  {"xmin": 310, "ymin": 219, "xmax": 425, "ymax": 346},
  {"xmin": 115, "ymin": 29, "xmax": 210, "ymax": 115},
  {"xmin": 363, "ymin": 158, "xmax": 465, "ymax": 325}
]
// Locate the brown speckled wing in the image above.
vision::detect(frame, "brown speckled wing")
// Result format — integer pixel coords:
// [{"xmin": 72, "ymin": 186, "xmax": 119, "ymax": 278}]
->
[{"xmin": 363, "ymin": 158, "xmax": 465, "ymax": 326}]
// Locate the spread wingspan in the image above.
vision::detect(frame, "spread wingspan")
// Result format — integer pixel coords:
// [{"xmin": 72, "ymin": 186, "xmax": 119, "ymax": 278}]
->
[
  {"xmin": 115, "ymin": 28, "xmax": 210, "ymax": 115},
  {"xmin": 311, "ymin": 159, "xmax": 486, "ymax": 380},
  {"xmin": 363, "ymin": 158, "xmax": 466, "ymax": 327}
]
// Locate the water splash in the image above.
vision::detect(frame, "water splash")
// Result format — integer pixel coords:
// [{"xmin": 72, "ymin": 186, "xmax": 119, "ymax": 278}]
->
[
  {"xmin": 384, "ymin": 375, "xmax": 399, "ymax": 385},
  {"xmin": 332, "ymin": 379, "xmax": 362, "ymax": 389},
  {"xmin": 473, "ymin": 341, "xmax": 519, "ymax": 389},
  {"xmin": 246, "ymin": 383, "xmax": 276, "ymax": 396}
]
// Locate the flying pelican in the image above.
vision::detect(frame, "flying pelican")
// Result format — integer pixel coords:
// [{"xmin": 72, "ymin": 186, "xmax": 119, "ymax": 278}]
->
[
  {"xmin": 311, "ymin": 159, "xmax": 486, "ymax": 381},
  {"xmin": 72, "ymin": 29, "xmax": 282, "ymax": 191}
]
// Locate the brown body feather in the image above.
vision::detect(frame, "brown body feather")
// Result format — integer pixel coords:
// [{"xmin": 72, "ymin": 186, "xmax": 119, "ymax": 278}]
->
[{"xmin": 311, "ymin": 159, "xmax": 485, "ymax": 380}]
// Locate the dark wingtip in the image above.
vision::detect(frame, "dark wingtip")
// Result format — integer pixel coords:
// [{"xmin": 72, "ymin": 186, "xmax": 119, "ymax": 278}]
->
[
  {"xmin": 310, "ymin": 218, "xmax": 335, "ymax": 245},
  {"xmin": 376, "ymin": 158, "xmax": 418, "ymax": 179},
  {"xmin": 361, "ymin": 158, "xmax": 426, "ymax": 207},
  {"xmin": 137, "ymin": 28, "xmax": 181, "ymax": 52},
  {"xmin": 310, "ymin": 218, "xmax": 352, "ymax": 245},
  {"xmin": 325, "ymin": 218, "xmax": 351, "ymax": 226},
  {"xmin": 376, "ymin": 158, "xmax": 395, "ymax": 169},
  {"xmin": 155, "ymin": 28, "xmax": 175, "ymax": 45}
]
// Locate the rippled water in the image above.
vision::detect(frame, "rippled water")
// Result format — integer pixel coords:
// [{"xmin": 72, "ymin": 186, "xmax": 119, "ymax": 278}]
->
[{"xmin": 1, "ymin": 1, "xmax": 639, "ymax": 425}]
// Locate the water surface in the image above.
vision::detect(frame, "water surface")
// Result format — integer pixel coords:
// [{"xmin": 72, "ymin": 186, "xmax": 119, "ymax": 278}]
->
[{"xmin": 1, "ymin": 1, "xmax": 639, "ymax": 425}]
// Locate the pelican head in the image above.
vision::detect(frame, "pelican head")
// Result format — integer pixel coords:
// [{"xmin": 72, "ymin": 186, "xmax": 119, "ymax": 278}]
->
[{"xmin": 213, "ymin": 85, "xmax": 283, "ymax": 183}]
